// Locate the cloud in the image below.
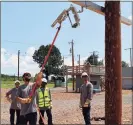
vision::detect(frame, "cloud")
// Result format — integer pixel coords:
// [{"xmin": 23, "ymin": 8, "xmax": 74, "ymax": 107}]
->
[
  {"xmin": 1, "ymin": 47, "xmax": 40, "ymax": 77},
  {"xmin": 128, "ymin": 15, "xmax": 132, "ymax": 20},
  {"xmin": 2, "ymin": 47, "xmax": 88, "ymax": 77}
]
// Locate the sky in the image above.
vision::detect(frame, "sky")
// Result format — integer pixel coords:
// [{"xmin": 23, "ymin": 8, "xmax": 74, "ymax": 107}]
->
[{"xmin": 1, "ymin": 2, "xmax": 132, "ymax": 76}]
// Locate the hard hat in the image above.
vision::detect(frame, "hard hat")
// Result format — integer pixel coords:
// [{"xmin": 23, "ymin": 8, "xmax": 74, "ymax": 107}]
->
[
  {"xmin": 42, "ymin": 78, "xmax": 47, "ymax": 83},
  {"xmin": 81, "ymin": 72, "xmax": 88, "ymax": 77},
  {"xmin": 22, "ymin": 72, "xmax": 31, "ymax": 80},
  {"xmin": 15, "ymin": 80, "xmax": 20, "ymax": 84}
]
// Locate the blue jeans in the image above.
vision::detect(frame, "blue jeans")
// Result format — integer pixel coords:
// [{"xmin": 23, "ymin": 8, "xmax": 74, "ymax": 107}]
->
[{"xmin": 82, "ymin": 106, "xmax": 91, "ymax": 125}]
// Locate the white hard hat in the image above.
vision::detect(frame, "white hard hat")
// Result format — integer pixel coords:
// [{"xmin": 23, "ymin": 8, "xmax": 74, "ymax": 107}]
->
[
  {"xmin": 81, "ymin": 72, "xmax": 88, "ymax": 77},
  {"xmin": 15, "ymin": 80, "xmax": 20, "ymax": 84},
  {"xmin": 42, "ymin": 78, "xmax": 47, "ymax": 83}
]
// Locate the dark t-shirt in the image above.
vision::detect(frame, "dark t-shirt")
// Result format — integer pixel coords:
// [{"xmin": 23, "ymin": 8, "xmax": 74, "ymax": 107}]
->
[
  {"xmin": 6, "ymin": 88, "xmax": 21, "ymax": 110},
  {"xmin": 16, "ymin": 83, "xmax": 37, "ymax": 116}
]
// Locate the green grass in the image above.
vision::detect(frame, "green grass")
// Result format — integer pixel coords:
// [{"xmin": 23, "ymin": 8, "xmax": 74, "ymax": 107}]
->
[
  {"xmin": 1, "ymin": 81, "xmax": 55, "ymax": 89},
  {"xmin": 1, "ymin": 81, "xmax": 15, "ymax": 88},
  {"xmin": 1, "ymin": 81, "xmax": 72, "ymax": 89},
  {"xmin": 68, "ymin": 82, "xmax": 72, "ymax": 87}
]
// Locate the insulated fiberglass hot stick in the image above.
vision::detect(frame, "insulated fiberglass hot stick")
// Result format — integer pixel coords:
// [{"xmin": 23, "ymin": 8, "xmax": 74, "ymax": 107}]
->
[{"xmin": 29, "ymin": 24, "xmax": 62, "ymax": 98}]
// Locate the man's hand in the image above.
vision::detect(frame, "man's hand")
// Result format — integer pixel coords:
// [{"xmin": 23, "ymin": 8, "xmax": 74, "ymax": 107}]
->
[
  {"xmin": 83, "ymin": 99, "xmax": 90, "ymax": 107},
  {"xmin": 16, "ymin": 97, "xmax": 32, "ymax": 104},
  {"xmin": 6, "ymin": 96, "xmax": 12, "ymax": 103},
  {"xmin": 36, "ymin": 72, "xmax": 43, "ymax": 86}
]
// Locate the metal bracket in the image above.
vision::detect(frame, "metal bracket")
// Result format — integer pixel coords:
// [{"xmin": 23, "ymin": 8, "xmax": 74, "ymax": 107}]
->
[
  {"xmin": 51, "ymin": 5, "xmax": 80, "ymax": 28},
  {"xmin": 69, "ymin": 1, "xmax": 132, "ymax": 26}
]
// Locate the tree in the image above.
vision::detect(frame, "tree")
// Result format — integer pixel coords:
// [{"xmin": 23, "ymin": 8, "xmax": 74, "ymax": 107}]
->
[
  {"xmin": 33, "ymin": 44, "xmax": 63, "ymax": 75},
  {"xmin": 85, "ymin": 52, "xmax": 103, "ymax": 66},
  {"xmin": 60, "ymin": 65, "xmax": 68, "ymax": 75},
  {"xmin": 121, "ymin": 61, "xmax": 129, "ymax": 67}
]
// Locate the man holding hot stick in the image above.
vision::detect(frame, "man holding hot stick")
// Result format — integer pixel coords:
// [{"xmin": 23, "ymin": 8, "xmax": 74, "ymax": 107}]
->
[{"xmin": 16, "ymin": 72, "xmax": 42, "ymax": 125}]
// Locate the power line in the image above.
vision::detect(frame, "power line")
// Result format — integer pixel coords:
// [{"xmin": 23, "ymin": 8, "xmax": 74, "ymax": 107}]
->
[{"xmin": 3, "ymin": 40, "xmax": 43, "ymax": 46}]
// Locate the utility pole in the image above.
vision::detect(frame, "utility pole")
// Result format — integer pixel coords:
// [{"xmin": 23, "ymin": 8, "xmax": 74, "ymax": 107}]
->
[
  {"xmin": 105, "ymin": 2, "xmax": 122, "ymax": 125},
  {"xmin": 62, "ymin": 56, "xmax": 65, "ymax": 76},
  {"xmin": 14, "ymin": 74, "xmax": 15, "ymax": 81},
  {"xmin": 77, "ymin": 54, "xmax": 80, "ymax": 73},
  {"xmin": 69, "ymin": 40, "xmax": 75, "ymax": 91},
  {"xmin": 18, "ymin": 50, "xmax": 20, "ymax": 80},
  {"xmin": 125, "ymin": 48, "xmax": 133, "ymax": 67}
]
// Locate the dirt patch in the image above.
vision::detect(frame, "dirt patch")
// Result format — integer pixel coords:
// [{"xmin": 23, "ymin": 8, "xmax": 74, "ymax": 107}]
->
[{"xmin": 1, "ymin": 88, "xmax": 132, "ymax": 124}]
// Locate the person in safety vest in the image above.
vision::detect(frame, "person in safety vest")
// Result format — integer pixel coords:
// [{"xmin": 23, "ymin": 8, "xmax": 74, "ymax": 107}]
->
[
  {"xmin": 36, "ymin": 78, "xmax": 53, "ymax": 125},
  {"xmin": 6, "ymin": 80, "xmax": 21, "ymax": 125},
  {"xmin": 80, "ymin": 72, "xmax": 93, "ymax": 125}
]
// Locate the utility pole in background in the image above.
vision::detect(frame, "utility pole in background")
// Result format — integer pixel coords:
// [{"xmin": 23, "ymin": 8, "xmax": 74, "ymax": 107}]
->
[
  {"xmin": 62, "ymin": 56, "xmax": 65, "ymax": 76},
  {"xmin": 18, "ymin": 50, "xmax": 20, "ymax": 80},
  {"xmin": 14, "ymin": 74, "xmax": 15, "ymax": 81},
  {"xmin": 77, "ymin": 54, "xmax": 80, "ymax": 73},
  {"xmin": 69, "ymin": 40, "xmax": 75, "ymax": 91},
  {"xmin": 125, "ymin": 48, "xmax": 133, "ymax": 67}
]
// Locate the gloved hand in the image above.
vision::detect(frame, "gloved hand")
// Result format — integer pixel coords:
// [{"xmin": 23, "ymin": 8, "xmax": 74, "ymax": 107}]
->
[
  {"xmin": 19, "ymin": 97, "xmax": 32, "ymax": 104},
  {"xmin": 6, "ymin": 96, "xmax": 12, "ymax": 103},
  {"xmin": 36, "ymin": 72, "xmax": 43, "ymax": 86},
  {"xmin": 83, "ymin": 99, "xmax": 90, "ymax": 107}
]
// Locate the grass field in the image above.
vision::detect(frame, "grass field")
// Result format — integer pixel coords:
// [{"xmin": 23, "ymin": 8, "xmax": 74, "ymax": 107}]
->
[{"xmin": 1, "ymin": 81, "xmax": 72, "ymax": 89}]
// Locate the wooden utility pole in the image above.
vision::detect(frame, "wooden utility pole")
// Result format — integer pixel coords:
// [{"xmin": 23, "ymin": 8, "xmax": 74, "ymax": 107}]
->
[
  {"xmin": 125, "ymin": 48, "xmax": 133, "ymax": 67},
  {"xmin": 18, "ymin": 50, "xmax": 20, "ymax": 80},
  {"xmin": 77, "ymin": 54, "xmax": 80, "ymax": 73},
  {"xmin": 14, "ymin": 74, "xmax": 15, "ymax": 81},
  {"xmin": 105, "ymin": 2, "xmax": 122, "ymax": 125},
  {"xmin": 69, "ymin": 40, "xmax": 75, "ymax": 91},
  {"xmin": 62, "ymin": 56, "xmax": 65, "ymax": 75}
]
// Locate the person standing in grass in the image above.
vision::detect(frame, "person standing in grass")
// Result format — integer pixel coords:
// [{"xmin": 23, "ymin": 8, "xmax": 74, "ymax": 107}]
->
[
  {"xmin": 6, "ymin": 80, "xmax": 21, "ymax": 125},
  {"xmin": 79, "ymin": 72, "xmax": 93, "ymax": 125}
]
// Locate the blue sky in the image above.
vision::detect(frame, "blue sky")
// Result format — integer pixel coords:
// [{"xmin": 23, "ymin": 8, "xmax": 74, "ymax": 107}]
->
[{"xmin": 1, "ymin": 2, "xmax": 132, "ymax": 76}]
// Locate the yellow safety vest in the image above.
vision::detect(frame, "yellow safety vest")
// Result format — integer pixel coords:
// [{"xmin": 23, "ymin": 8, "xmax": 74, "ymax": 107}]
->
[{"xmin": 38, "ymin": 87, "xmax": 51, "ymax": 108}]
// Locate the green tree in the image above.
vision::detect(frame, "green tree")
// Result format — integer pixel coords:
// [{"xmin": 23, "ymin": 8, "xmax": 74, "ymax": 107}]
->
[
  {"xmin": 122, "ymin": 61, "xmax": 129, "ymax": 67},
  {"xmin": 33, "ymin": 44, "xmax": 63, "ymax": 75},
  {"xmin": 85, "ymin": 52, "xmax": 103, "ymax": 66}
]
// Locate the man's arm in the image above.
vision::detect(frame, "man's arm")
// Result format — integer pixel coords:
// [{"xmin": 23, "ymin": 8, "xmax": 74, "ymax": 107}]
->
[
  {"xmin": 87, "ymin": 84, "xmax": 93, "ymax": 101},
  {"xmin": 79, "ymin": 86, "xmax": 82, "ymax": 108},
  {"xmin": 49, "ymin": 89, "xmax": 52, "ymax": 101},
  {"xmin": 84, "ymin": 84, "xmax": 93, "ymax": 107},
  {"xmin": 16, "ymin": 87, "xmax": 29, "ymax": 104},
  {"xmin": 36, "ymin": 90, "xmax": 39, "ymax": 105},
  {"xmin": 6, "ymin": 89, "xmax": 13, "ymax": 97},
  {"xmin": 49, "ymin": 89, "xmax": 52, "ymax": 108}
]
